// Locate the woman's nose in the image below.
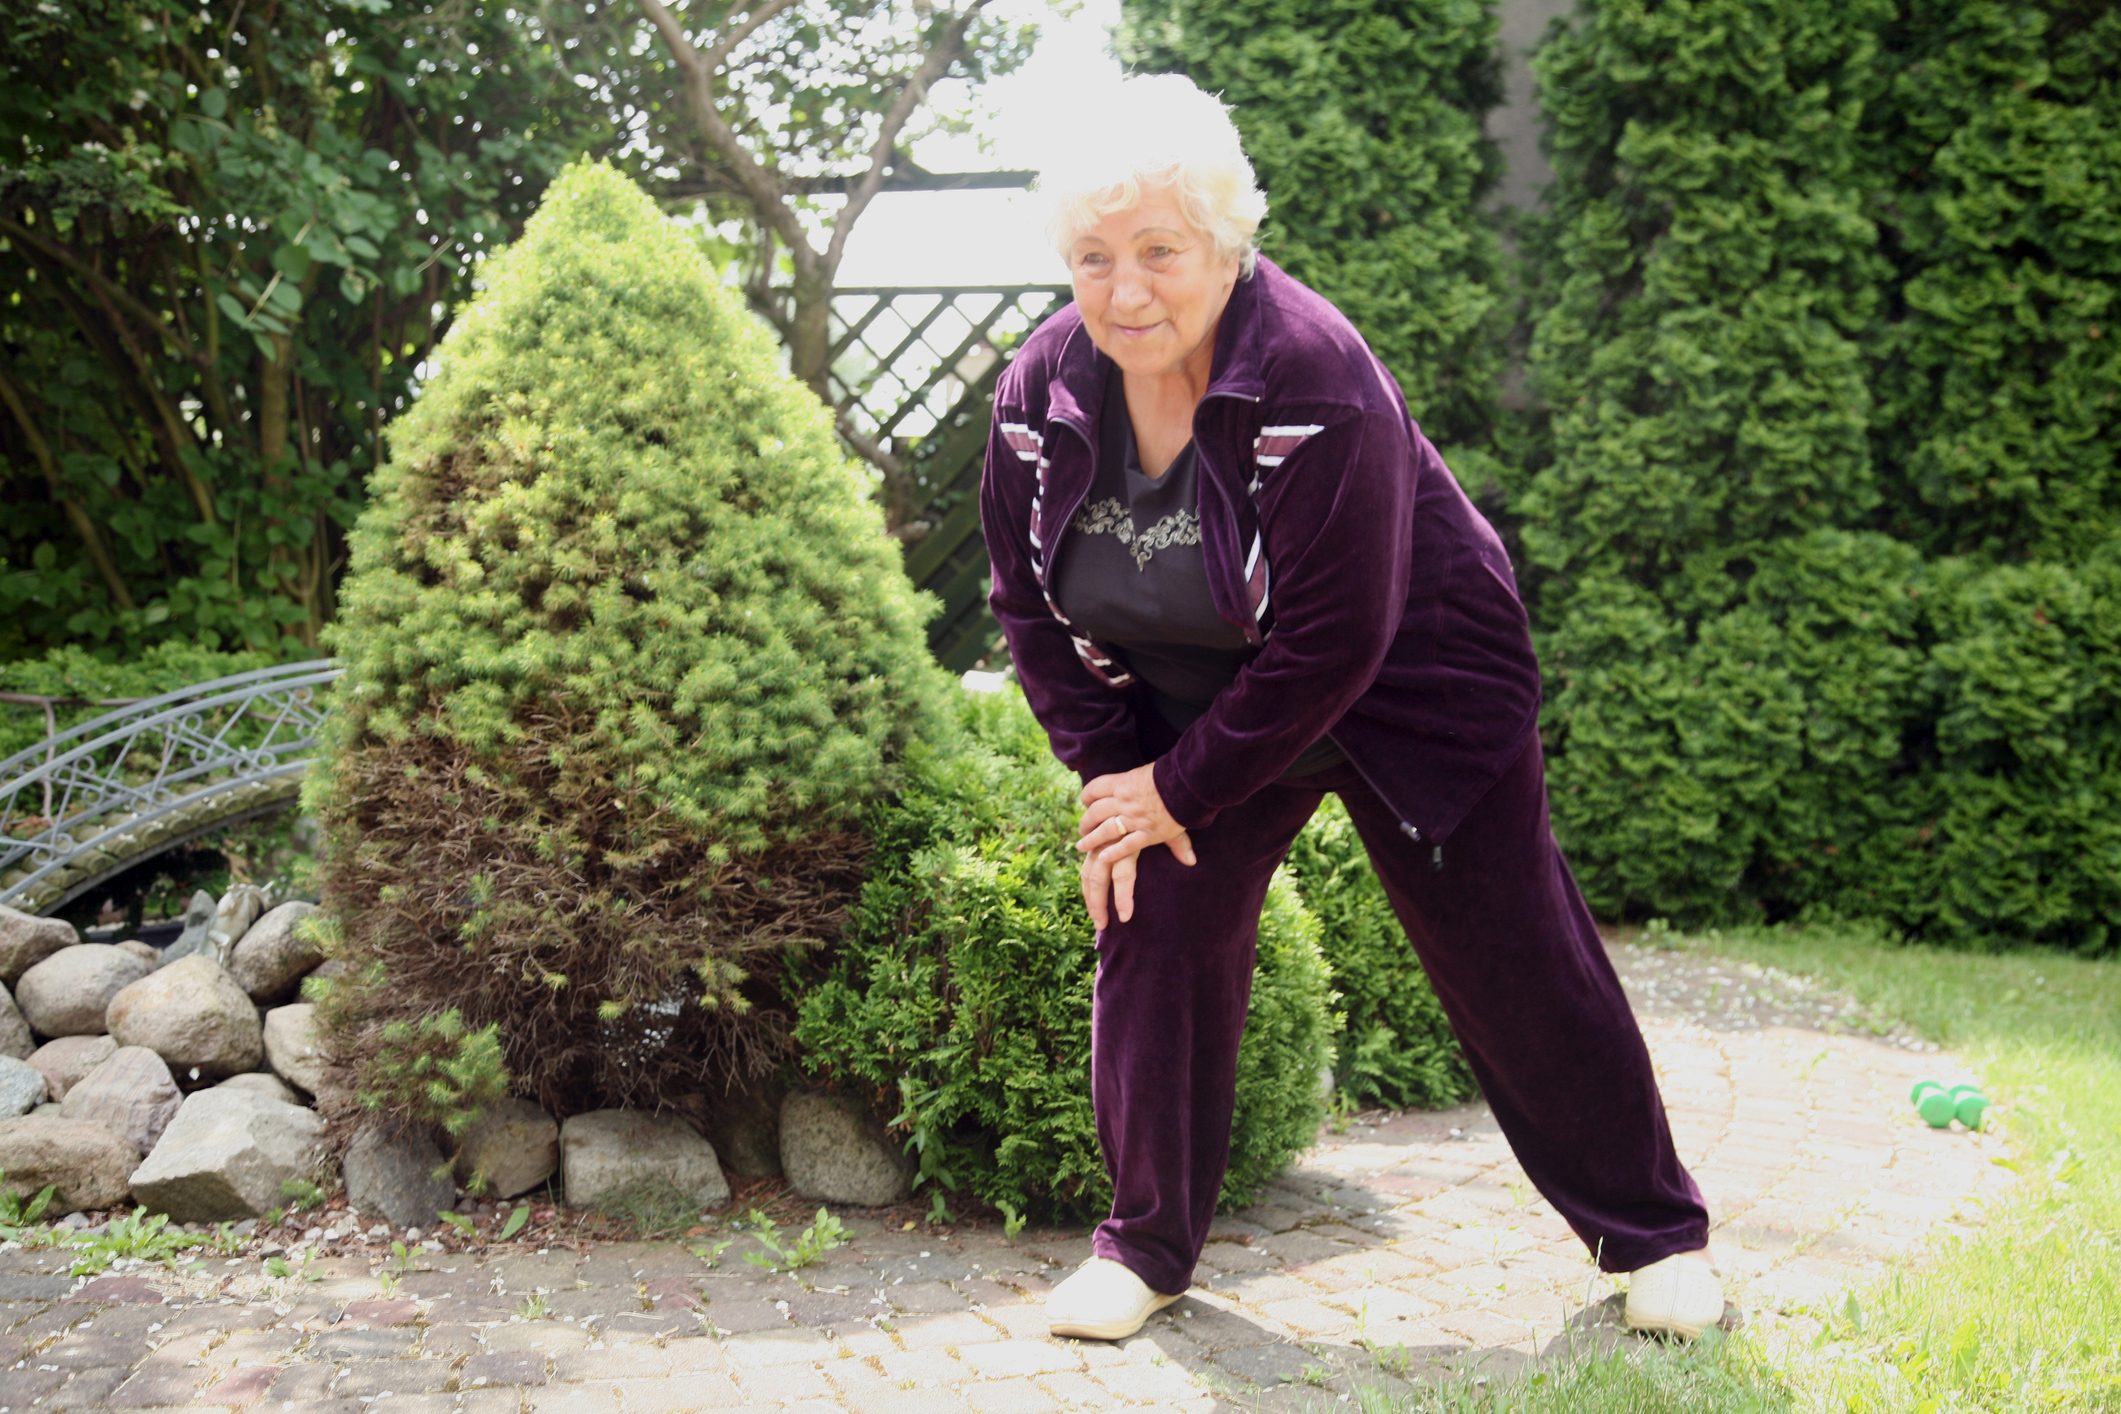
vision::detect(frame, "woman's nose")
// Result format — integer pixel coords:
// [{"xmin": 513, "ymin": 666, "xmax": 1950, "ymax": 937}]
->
[{"xmin": 1112, "ymin": 266, "xmax": 1154, "ymax": 313}]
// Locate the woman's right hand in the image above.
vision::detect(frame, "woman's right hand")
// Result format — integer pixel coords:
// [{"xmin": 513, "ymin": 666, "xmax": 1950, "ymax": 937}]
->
[
  {"xmin": 1077, "ymin": 763, "xmax": 1196, "ymax": 929},
  {"xmin": 1080, "ymin": 846, "xmax": 1135, "ymax": 932}
]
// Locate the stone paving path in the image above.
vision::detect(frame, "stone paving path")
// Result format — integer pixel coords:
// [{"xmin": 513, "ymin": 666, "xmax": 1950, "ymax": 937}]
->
[{"xmin": 0, "ymin": 940, "xmax": 2014, "ymax": 1414}]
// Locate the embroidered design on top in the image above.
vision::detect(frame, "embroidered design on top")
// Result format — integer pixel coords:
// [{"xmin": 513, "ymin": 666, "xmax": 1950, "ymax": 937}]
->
[{"xmin": 1071, "ymin": 498, "xmax": 1202, "ymax": 571}]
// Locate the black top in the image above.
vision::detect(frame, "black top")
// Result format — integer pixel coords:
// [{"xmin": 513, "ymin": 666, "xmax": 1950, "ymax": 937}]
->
[{"xmin": 1053, "ymin": 365, "xmax": 1346, "ymax": 780}]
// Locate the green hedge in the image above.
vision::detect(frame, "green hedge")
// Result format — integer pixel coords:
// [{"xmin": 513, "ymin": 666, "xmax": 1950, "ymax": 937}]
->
[
  {"xmin": 1520, "ymin": 0, "xmax": 2120, "ymax": 953},
  {"xmin": 790, "ymin": 687, "xmax": 1338, "ymax": 1221}
]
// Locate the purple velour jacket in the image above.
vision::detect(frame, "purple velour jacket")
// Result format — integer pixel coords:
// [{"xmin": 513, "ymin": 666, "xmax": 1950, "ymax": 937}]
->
[{"xmin": 979, "ymin": 256, "xmax": 1543, "ymax": 845}]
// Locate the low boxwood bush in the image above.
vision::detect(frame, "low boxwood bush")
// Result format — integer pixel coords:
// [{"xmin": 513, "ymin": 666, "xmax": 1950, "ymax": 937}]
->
[
  {"xmin": 790, "ymin": 687, "xmax": 1337, "ymax": 1221},
  {"xmin": 1284, "ymin": 796, "xmax": 1475, "ymax": 1112}
]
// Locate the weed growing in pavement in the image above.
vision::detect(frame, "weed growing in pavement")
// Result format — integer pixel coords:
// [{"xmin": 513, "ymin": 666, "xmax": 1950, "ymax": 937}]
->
[
  {"xmin": 63, "ymin": 1209, "xmax": 202, "ymax": 1275},
  {"xmin": 742, "ymin": 1207, "xmax": 847, "ymax": 1274},
  {"xmin": 0, "ymin": 1176, "xmax": 56, "ymax": 1241},
  {"xmin": 689, "ymin": 1235, "xmax": 736, "ymax": 1268},
  {"xmin": 437, "ymin": 1210, "xmax": 478, "ymax": 1239},
  {"xmin": 515, "ymin": 1293, "xmax": 550, "ymax": 1320}
]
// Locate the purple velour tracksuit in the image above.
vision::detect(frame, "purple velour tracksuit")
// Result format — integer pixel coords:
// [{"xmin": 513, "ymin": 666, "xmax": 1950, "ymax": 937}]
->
[{"xmin": 979, "ymin": 258, "xmax": 1709, "ymax": 1296}]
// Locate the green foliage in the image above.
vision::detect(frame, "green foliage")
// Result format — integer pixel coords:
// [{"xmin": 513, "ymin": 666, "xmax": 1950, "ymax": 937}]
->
[
  {"xmin": 62, "ymin": 1208, "xmax": 203, "ymax": 1275},
  {"xmin": 0, "ymin": 641, "xmax": 276, "ymax": 761},
  {"xmin": 1891, "ymin": 551, "xmax": 2121, "ymax": 953},
  {"xmin": 0, "ymin": 1173, "xmax": 56, "ymax": 1240},
  {"xmin": 0, "ymin": 0, "xmax": 604, "ymax": 657},
  {"xmin": 313, "ymin": 162, "xmax": 950, "ymax": 1114},
  {"xmin": 1518, "ymin": 0, "xmax": 1891, "ymax": 613},
  {"xmin": 1284, "ymin": 797, "xmax": 1472, "ymax": 1112},
  {"xmin": 1117, "ymin": 0, "xmax": 1507, "ymax": 457},
  {"xmin": 355, "ymin": 1008, "xmax": 509, "ymax": 1137},
  {"xmin": 1518, "ymin": 0, "xmax": 2120, "ymax": 953},
  {"xmin": 790, "ymin": 686, "xmax": 1336, "ymax": 1222},
  {"xmin": 742, "ymin": 1206, "xmax": 847, "ymax": 1273},
  {"xmin": 1864, "ymin": 1, "xmax": 2121, "ymax": 564},
  {"xmin": 1542, "ymin": 531, "xmax": 1930, "ymax": 921}
]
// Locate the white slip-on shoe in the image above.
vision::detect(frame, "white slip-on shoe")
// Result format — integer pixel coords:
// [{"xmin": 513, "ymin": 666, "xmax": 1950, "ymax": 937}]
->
[
  {"xmin": 1046, "ymin": 1257, "xmax": 1183, "ymax": 1341},
  {"xmin": 1623, "ymin": 1250, "xmax": 1726, "ymax": 1339}
]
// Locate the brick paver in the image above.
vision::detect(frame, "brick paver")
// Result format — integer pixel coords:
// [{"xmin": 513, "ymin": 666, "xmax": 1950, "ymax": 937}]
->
[{"xmin": 0, "ymin": 942, "xmax": 2010, "ymax": 1411}]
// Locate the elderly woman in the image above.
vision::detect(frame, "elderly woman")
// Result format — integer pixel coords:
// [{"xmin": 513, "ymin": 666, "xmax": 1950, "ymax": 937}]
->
[{"xmin": 979, "ymin": 75, "xmax": 1724, "ymax": 1343}]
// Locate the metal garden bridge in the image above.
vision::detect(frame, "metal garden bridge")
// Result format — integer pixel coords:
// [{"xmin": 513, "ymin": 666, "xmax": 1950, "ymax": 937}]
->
[{"xmin": 0, "ymin": 284, "xmax": 1070, "ymax": 918}]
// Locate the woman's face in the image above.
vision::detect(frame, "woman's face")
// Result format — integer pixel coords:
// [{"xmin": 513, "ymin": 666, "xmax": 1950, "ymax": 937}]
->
[{"xmin": 1066, "ymin": 188, "xmax": 1241, "ymax": 384}]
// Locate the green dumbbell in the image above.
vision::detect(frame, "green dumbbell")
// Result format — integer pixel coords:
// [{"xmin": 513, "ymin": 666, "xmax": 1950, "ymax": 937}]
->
[
  {"xmin": 1950, "ymin": 1085, "xmax": 1991, "ymax": 1130},
  {"xmin": 1910, "ymin": 1082, "xmax": 1957, "ymax": 1128}
]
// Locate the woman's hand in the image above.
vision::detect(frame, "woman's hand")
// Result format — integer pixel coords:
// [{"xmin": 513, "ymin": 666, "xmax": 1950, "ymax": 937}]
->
[{"xmin": 1076, "ymin": 764, "xmax": 1197, "ymax": 928}]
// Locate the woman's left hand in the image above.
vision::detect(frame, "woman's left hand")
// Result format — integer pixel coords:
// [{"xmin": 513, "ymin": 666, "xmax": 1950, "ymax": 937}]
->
[{"xmin": 1077, "ymin": 764, "xmax": 1196, "ymax": 928}]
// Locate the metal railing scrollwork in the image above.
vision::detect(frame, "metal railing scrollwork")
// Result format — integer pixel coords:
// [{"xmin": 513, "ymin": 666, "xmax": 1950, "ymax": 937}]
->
[{"xmin": 0, "ymin": 661, "xmax": 341, "ymax": 916}]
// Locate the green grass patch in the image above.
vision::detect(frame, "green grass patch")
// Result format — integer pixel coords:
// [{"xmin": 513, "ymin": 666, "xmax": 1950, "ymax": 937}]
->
[{"xmin": 1351, "ymin": 1328, "xmax": 1793, "ymax": 1412}]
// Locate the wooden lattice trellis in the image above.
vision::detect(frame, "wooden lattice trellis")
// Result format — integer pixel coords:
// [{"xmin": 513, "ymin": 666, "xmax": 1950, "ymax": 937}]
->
[{"xmin": 828, "ymin": 285, "xmax": 1071, "ymax": 670}]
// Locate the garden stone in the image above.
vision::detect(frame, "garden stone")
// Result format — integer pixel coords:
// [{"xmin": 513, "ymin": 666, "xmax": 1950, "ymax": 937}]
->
[
  {"xmin": 60, "ymin": 1047, "xmax": 181, "ymax": 1156},
  {"xmin": 0, "ymin": 1056, "xmax": 48, "ymax": 1119},
  {"xmin": 454, "ymin": 1098, "xmax": 558, "ymax": 1199},
  {"xmin": 228, "ymin": 901, "xmax": 323, "ymax": 1003},
  {"xmin": 261, "ymin": 1004, "xmax": 328, "ymax": 1095},
  {"xmin": 0, "ymin": 1114, "xmax": 137, "ymax": 1210},
  {"xmin": 161, "ymin": 891, "xmax": 218, "ymax": 964},
  {"xmin": 560, "ymin": 1110, "xmax": 728, "ymax": 1211},
  {"xmin": 779, "ymin": 1091, "xmax": 911, "ymax": 1207},
  {"xmin": 116, "ymin": 940, "xmax": 161, "ymax": 969},
  {"xmin": 216, "ymin": 1072, "xmax": 299, "ymax": 1104},
  {"xmin": 127, "ymin": 1088, "xmax": 325, "ymax": 1222},
  {"xmin": 0, "ymin": 905, "xmax": 75, "ymax": 984},
  {"xmin": 105, "ymin": 955, "xmax": 264, "ymax": 1082},
  {"xmin": 0, "ymin": 984, "xmax": 32, "ymax": 1060},
  {"xmin": 17, "ymin": 944, "xmax": 154, "ymax": 1037},
  {"xmin": 32, "ymin": 1102, "xmax": 60, "ymax": 1117},
  {"xmin": 343, "ymin": 1122, "xmax": 455, "ymax": 1228},
  {"xmin": 703, "ymin": 1073, "xmax": 785, "ymax": 1178},
  {"xmin": 27, "ymin": 1035, "xmax": 116, "ymax": 1103}
]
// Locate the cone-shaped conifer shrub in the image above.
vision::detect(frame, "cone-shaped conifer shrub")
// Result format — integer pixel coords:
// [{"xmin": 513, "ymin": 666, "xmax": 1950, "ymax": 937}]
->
[{"xmin": 309, "ymin": 163, "xmax": 951, "ymax": 1118}]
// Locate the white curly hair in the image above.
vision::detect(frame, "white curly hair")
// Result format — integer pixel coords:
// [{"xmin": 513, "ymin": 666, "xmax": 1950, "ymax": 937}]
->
[{"xmin": 1038, "ymin": 73, "xmax": 1268, "ymax": 278}]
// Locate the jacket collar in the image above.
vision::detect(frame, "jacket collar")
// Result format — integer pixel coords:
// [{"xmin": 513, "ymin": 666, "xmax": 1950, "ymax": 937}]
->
[{"xmin": 1044, "ymin": 256, "xmax": 1280, "ymax": 432}]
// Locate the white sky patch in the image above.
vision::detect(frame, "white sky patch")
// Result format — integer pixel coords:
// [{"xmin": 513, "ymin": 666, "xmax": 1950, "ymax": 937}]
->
[{"xmin": 833, "ymin": 0, "xmax": 1122, "ymax": 288}]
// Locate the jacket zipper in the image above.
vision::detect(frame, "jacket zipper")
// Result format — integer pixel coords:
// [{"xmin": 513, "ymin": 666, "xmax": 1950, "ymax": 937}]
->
[
  {"xmin": 1040, "ymin": 413, "xmax": 1097, "ymax": 595},
  {"xmin": 1194, "ymin": 389, "xmax": 1266, "ymax": 648},
  {"xmin": 1323, "ymin": 728, "xmax": 1424, "ymax": 843}
]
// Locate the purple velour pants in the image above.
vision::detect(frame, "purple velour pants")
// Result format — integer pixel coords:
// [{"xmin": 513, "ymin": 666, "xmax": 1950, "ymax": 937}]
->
[{"xmin": 1088, "ymin": 736, "xmax": 1709, "ymax": 1296}]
